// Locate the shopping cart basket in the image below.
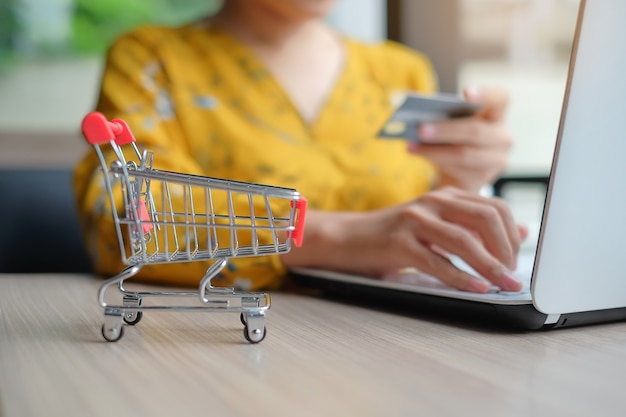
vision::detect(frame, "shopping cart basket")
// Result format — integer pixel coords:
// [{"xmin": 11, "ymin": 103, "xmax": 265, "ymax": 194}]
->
[{"xmin": 81, "ymin": 112, "xmax": 307, "ymax": 343}]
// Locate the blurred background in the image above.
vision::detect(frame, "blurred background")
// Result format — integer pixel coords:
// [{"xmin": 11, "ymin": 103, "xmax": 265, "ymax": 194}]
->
[
  {"xmin": 0, "ymin": 0, "xmax": 580, "ymax": 176},
  {"xmin": 0, "ymin": 0, "xmax": 582, "ymax": 271}
]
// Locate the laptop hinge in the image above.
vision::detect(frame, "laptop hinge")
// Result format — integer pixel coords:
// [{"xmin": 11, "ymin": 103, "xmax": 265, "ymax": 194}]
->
[{"xmin": 543, "ymin": 314, "xmax": 561, "ymax": 325}]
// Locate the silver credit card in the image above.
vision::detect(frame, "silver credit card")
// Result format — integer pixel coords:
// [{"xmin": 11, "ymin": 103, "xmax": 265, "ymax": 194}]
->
[{"xmin": 378, "ymin": 93, "xmax": 481, "ymax": 141}]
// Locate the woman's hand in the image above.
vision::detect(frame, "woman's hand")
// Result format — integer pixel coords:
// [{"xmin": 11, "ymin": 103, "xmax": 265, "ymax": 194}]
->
[
  {"xmin": 409, "ymin": 86, "xmax": 513, "ymax": 193},
  {"xmin": 282, "ymin": 187, "xmax": 526, "ymax": 293}
]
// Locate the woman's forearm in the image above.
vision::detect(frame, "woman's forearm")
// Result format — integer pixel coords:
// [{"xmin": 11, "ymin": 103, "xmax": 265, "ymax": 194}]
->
[{"xmin": 280, "ymin": 209, "xmax": 369, "ymax": 272}]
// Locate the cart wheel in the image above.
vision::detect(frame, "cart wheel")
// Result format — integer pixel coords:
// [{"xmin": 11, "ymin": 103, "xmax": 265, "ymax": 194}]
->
[
  {"xmin": 240, "ymin": 312, "xmax": 247, "ymax": 326},
  {"xmin": 243, "ymin": 325, "xmax": 266, "ymax": 344},
  {"xmin": 123, "ymin": 311, "xmax": 143, "ymax": 326},
  {"xmin": 101, "ymin": 323, "xmax": 124, "ymax": 342}
]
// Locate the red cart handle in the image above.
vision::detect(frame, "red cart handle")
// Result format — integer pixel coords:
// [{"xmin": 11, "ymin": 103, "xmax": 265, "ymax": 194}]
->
[
  {"xmin": 82, "ymin": 112, "xmax": 136, "ymax": 145},
  {"xmin": 291, "ymin": 197, "xmax": 307, "ymax": 247}
]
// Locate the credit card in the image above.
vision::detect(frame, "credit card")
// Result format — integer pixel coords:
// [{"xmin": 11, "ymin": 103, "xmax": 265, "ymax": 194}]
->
[{"xmin": 378, "ymin": 93, "xmax": 481, "ymax": 141}]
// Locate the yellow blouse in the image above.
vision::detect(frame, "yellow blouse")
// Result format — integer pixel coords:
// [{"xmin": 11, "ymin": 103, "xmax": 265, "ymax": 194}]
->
[{"xmin": 74, "ymin": 22, "xmax": 439, "ymax": 290}]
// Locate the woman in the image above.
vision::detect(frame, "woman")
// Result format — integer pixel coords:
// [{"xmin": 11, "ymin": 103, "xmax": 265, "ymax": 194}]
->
[{"xmin": 74, "ymin": 0, "xmax": 525, "ymax": 294}]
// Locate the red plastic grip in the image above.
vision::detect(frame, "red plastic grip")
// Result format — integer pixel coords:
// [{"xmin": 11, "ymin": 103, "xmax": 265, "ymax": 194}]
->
[
  {"xmin": 110, "ymin": 118, "xmax": 135, "ymax": 145},
  {"xmin": 291, "ymin": 197, "xmax": 307, "ymax": 248},
  {"xmin": 82, "ymin": 112, "xmax": 136, "ymax": 145},
  {"xmin": 135, "ymin": 199, "xmax": 154, "ymax": 234}
]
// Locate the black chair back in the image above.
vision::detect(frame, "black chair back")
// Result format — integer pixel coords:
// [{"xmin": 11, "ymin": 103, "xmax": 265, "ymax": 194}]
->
[{"xmin": 0, "ymin": 169, "xmax": 93, "ymax": 273}]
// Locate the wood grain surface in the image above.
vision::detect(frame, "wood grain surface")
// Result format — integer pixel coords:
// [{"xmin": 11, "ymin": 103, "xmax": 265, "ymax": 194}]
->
[{"xmin": 1, "ymin": 274, "xmax": 625, "ymax": 417}]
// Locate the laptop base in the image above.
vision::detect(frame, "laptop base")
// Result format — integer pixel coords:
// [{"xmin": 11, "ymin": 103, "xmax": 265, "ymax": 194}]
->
[{"xmin": 291, "ymin": 272, "xmax": 626, "ymax": 331}]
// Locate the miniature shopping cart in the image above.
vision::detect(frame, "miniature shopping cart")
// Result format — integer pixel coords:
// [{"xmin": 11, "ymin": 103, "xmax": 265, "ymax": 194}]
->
[{"xmin": 81, "ymin": 112, "xmax": 307, "ymax": 343}]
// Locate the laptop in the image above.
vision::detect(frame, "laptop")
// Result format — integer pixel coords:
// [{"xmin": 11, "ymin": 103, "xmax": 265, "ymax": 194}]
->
[{"xmin": 290, "ymin": 0, "xmax": 626, "ymax": 330}]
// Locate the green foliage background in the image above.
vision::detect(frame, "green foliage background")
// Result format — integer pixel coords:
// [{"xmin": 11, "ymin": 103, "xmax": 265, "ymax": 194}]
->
[
  {"xmin": 0, "ymin": 0, "xmax": 17, "ymax": 70},
  {"xmin": 72, "ymin": 0, "xmax": 221, "ymax": 54},
  {"xmin": 0, "ymin": 0, "xmax": 221, "ymax": 69}
]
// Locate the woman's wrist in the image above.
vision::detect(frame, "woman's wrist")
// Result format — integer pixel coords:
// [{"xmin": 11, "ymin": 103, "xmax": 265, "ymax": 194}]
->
[{"xmin": 280, "ymin": 209, "xmax": 360, "ymax": 270}]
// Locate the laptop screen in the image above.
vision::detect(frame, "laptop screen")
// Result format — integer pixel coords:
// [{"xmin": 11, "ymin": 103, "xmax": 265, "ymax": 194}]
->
[{"xmin": 531, "ymin": 0, "xmax": 626, "ymax": 314}]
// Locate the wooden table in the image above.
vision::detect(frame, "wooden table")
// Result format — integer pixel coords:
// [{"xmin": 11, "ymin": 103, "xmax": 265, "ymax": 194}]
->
[{"xmin": 1, "ymin": 274, "xmax": 625, "ymax": 417}]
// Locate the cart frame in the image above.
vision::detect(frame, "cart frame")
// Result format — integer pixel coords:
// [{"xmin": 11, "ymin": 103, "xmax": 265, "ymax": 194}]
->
[{"xmin": 81, "ymin": 112, "xmax": 307, "ymax": 343}]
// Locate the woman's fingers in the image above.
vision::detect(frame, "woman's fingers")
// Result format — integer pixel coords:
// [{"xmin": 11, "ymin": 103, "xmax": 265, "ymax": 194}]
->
[
  {"xmin": 445, "ymin": 188, "xmax": 522, "ymax": 262},
  {"xmin": 403, "ymin": 205, "xmax": 522, "ymax": 292},
  {"xmin": 400, "ymin": 241, "xmax": 493, "ymax": 293},
  {"xmin": 418, "ymin": 117, "xmax": 513, "ymax": 148},
  {"xmin": 395, "ymin": 188, "xmax": 524, "ymax": 292},
  {"xmin": 416, "ymin": 85, "xmax": 511, "ymax": 145},
  {"xmin": 420, "ymin": 189, "xmax": 520, "ymax": 266}
]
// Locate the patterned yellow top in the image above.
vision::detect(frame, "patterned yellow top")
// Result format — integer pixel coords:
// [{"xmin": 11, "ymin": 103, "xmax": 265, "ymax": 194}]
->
[{"xmin": 74, "ymin": 22, "xmax": 439, "ymax": 290}]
